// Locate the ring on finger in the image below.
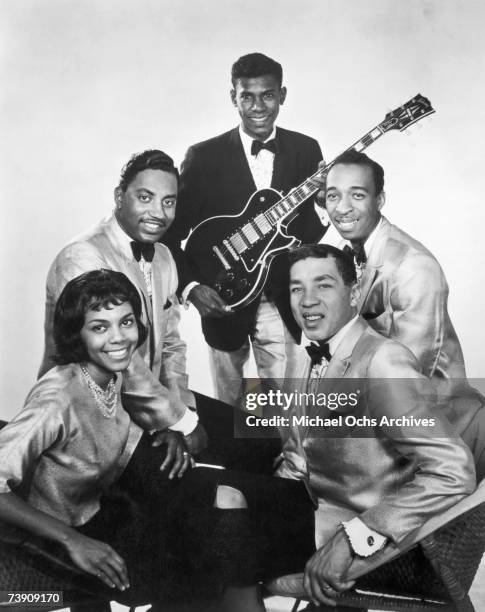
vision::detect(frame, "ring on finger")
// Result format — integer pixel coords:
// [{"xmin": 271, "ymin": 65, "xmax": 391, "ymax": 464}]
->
[
  {"xmin": 183, "ymin": 451, "xmax": 189, "ymax": 458},
  {"xmin": 322, "ymin": 585, "xmax": 332, "ymax": 590}
]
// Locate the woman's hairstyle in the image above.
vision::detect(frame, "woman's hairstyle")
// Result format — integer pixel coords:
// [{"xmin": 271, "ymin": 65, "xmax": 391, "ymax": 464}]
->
[{"xmin": 53, "ymin": 269, "xmax": 148, "ymax": 365}]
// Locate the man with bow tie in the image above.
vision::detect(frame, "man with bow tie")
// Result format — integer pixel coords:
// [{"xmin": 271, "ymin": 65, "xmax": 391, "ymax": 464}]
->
[
  {"xmin": 162, "ymin": 52, "xmax": 327, "ymax": 406},
  {"xmin": 275, "ymin": 243, "xmax": 476, "ymax": 606},
  {"xmin": 39, "ymin": 150, "xmax": 228, "ymax": 471}
]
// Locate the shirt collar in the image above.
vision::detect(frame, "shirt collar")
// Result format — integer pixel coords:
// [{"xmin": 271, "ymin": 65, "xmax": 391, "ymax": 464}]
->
[
  {"xmin": 363, "ymin": 215, "xmax": 383, "ymax": 258},
  {"xmin": 327, "ymin": 314, "xmax": 359, "ymax": 356},
  {"xmin": 239, "ymin": 124, "xmax": 277, "ymax": 158}
]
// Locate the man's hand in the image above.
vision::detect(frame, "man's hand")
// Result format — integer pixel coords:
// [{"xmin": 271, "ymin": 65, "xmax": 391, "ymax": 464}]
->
[
  {"xmin": 304, "ymin": 528, "xmax": 355, "ymax": 607},
  {"xmin": 188, "ymin": 285, "xmax": 232, "ymax": 318},
  {"xmin": 64, "ymin": 531, "xmax": 129, "ymax": 591},
  {"xmin": 184, "ymin": 422, "xmax": 209, "ymax": 455},
  {"xmin": 151, "ymin": 431, "xmax": 193, "ymax": 479},
  {"xmin": 310, "ymin": 159, "xmax": 327, "ymax": 209}
]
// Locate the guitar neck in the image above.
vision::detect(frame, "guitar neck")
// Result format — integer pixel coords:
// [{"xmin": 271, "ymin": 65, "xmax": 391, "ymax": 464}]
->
[{"xmin": 266, "ymin": 123, "xmax": 388, "ymax": 226}]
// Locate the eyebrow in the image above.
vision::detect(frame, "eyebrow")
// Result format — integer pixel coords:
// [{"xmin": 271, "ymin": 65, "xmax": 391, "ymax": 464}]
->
[
  {"xmin": 135, "ymin": 188, "xmax": 177, "ymax": 199},
  {"xmin": 326, "ymin": 185, "xmax": 369, "ymax": 192},
  {"xmin": 289, "ymin": 274, "xmax": 337, "ymax": 285}
]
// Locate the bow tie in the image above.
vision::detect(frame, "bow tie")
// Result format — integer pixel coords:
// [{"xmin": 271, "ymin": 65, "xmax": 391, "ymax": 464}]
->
[
  {"xmin": 131, "ymin": 241, "xmax": 155, "ymax": 263},
  {"xmin": 251, "ymin": 138, "xmax": 277, "ymax": 156},
  {"xmin": 343, "ymin": 242, "xmax": 367, "ymax": 266},
  {"xmin": 306, "ymin": 342, "xmax": 332, "ymax": 366}
]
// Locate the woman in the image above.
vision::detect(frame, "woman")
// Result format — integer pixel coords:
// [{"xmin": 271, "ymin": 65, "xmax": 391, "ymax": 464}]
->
[{"xmin": 0, "ymin": 270, "xmax": 314, "ymax": 611}]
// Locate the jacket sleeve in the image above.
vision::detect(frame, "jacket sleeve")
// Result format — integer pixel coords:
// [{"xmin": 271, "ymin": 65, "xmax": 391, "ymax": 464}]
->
[{"xmin": 358, "ymin": 341, "xmax": 475, "ymax": 544}]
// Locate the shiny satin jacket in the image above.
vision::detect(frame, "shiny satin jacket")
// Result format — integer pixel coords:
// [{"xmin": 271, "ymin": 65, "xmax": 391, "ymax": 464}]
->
[
  {"xmin": 40, "ymin": 214, "xmax": 192, "ymax": 431},
  {"xmin": 359, "ymin": 216, "xmax": 465, "ymax": 382},
  {"xmin": 279, "ymin": 318, "xmax": 475, "ymax": 545}
]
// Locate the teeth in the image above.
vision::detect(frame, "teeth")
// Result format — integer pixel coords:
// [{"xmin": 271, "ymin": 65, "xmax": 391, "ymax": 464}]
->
[
  {"xmin": 338, "ymin": 220, "xmax": 358, "ymax": 230},
  {"xmin": 304, "ymin": 315, "xmax": 323, "ymax": 320},
  {"xmin": 106, "ymin": 349, "xmax": 128, "ymax": 357},
  {"xmin": 144, "ymin": 222, "xmax": 161, "ymax": 229}
]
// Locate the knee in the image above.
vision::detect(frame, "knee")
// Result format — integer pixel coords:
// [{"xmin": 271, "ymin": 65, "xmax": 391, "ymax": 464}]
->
[{"xmin": 214, "ymin": 485, "xmax": 248, "ymax": 509}]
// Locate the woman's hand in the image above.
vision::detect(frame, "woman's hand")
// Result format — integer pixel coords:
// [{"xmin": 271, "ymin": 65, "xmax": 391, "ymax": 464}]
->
[
  {"xmin": 64, "ymin": 531, "xmax": 129, "ymax": 591},
  {"xmin": 151, "ymin": 430, "xmax": 193, "ymax": 479}
]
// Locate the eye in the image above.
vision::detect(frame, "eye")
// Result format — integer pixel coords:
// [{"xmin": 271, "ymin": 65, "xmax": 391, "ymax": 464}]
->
[
  {"xmin": 263, "ymin": 92, "xmax": 275, "ymax": 100},
  {"xmin": 121, "ymin": 316, "xmax": 135, "ymax": 327},
  {"xmin": 352, "ymin": 192, "xmax": 366, "ymax": 200},
  {"xmin": 317, "ymin": 283, "xmax": 332, "ymax": 290},
  {"xmin": 163, "ymin": 198, "xmax": 177, "ymax": 209},
  {"xmin": 241, "ymin": 93, "xmax": 252, "ymax": 101},
  {"xmin": 91, "ymin": 324, "xmax": 107, "ymax": 333},
  {"xmin": 290, "ymin": 286, "xmax": 302, "ymax": 294},
  {"xmin": 138, "ymin": 193, "xmax": 151, "ymax": 203},
  {"xmin": 326, "ymin": 193, "xmax": 338, "ymax": 202}
]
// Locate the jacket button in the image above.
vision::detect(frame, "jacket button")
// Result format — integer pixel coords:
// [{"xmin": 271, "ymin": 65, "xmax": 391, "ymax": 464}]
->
[{"xmin": 367, "ymin": 536, "xmax": 374, "ymax": 546}]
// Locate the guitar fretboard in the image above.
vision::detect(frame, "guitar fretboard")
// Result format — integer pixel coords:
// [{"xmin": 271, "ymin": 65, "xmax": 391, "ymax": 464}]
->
[{"xmin": 264, "ymin": 122, "xmax": 389, "ymax": 227}]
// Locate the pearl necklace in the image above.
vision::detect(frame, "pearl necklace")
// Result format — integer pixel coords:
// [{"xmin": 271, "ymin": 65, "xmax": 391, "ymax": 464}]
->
[{"xmin": 80, "ymin": 364, "xmax": 117, "ymax": 419}]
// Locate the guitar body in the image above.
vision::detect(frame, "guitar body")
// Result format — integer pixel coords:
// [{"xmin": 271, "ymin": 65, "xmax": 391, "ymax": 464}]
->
[
  {"xmin": 184, "ymin": 95, "xmax": 434, "ymax": 311},
  {"xmin": 185, "ymin": 188, "xmax": 299, "ymax": 309}
]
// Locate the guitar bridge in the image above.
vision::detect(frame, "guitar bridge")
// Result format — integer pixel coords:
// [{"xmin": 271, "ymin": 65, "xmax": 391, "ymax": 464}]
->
[{"xmin": 212, "ymin": 245, "xmax": 231, "ymax": 270}]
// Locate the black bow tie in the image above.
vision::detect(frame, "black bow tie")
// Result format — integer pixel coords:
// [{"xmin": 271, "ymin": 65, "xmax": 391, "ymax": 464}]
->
[
  {"xmin": 306, "ymin": 342, "xmax": 332, "ymax": 366},
  {"xmin": 131, "ymin": 241, "xmax": 155, "ymax": 263},
  {"xmin": 251, "ymin": 138, "xmax": 277, "ymax": 156},
  {"xmin": 343, "ymin": 243, "xmax": 367, "ymax": 266}
]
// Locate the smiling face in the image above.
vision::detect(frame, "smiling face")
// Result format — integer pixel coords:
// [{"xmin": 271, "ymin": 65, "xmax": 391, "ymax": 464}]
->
[
  {"xmin": 325, "ymin": 163, "xmax": 384, "ymax": 246},
  {"xmin": 80, "ymin": 301, "xmax": 139, "ymax": 386},
  {"xmin": 290, "ymin": 256, "xmax": 359, "ymax": 342},
  {"xmin": 231, "ymin": 74, "xmax": 286, "ymax": 141},
  {"xmin": 114, "ymin": 169, "xmax": 177, "ymax": 243}
]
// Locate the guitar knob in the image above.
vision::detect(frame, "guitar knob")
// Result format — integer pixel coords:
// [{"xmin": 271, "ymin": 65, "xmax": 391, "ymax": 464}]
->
[
  {"xmin": 226, "ymin": 272, "xmax": 235, "ymax": 281},
  {"xmin": 223, "ymin": 289, "xmax": 234, "ymax": 299},
  {"xmin": 237, "ymin": 278, "xmax": 249, "ymax": 290},
  {"xmin": 215, "ymin": 283, "xmax": 222, "ymax": 292}
]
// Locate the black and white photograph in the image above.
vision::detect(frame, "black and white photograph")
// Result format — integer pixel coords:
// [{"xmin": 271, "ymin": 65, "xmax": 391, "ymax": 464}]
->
[{"xmin": 1, "ymin": 1, "xmax": 485, "ymax": 610}]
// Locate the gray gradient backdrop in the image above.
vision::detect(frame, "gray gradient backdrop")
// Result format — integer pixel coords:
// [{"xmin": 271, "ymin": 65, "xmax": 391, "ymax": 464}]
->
[{"xmin": 1, "ymin": 0, "xmax": 485, "ymax": 419}]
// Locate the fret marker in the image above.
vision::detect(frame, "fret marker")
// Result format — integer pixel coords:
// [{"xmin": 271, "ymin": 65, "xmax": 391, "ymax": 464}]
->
[{"xmin": 260, "ymin": 196, "xmax": 265, "ymax": 202}]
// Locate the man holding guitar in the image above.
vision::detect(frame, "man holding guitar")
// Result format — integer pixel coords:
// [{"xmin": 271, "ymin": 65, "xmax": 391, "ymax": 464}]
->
[{"xmin": 164, "ymin": 52, "xmax": 327, "ymax": 406}]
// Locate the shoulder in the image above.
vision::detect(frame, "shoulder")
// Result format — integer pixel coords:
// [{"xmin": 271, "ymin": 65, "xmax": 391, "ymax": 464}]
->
[
  {"xmin": 357, "ymin": 327, "xmax": 421, "ymax": 376},
  {"xmin": 381, "ymin": 220, "xmax": 445, "ymax": 282},
  {"xmin": 276, "ymin": 126, "xmax": 320, "ymax": 149},
  {"xmin": 186, "ymin": 129, "xmax": 237, "ymax": 156}
]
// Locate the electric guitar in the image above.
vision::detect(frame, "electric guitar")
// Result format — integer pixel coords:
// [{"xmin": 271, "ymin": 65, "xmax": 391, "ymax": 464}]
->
[{"xmin": 185, "ymin": 94, "xmax": 435, "ymax": 310}]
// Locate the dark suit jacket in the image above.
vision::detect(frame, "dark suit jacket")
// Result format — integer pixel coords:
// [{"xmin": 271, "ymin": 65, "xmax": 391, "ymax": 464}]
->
[{"xmin": 163, "ymin": 126, "xmax": 326, "ymax": 350}]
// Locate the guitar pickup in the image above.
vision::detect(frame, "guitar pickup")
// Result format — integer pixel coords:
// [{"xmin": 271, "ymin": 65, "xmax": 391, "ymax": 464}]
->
[{"xmin": 241, "ymin": 222, "xmax": 260, "ymax": 245}]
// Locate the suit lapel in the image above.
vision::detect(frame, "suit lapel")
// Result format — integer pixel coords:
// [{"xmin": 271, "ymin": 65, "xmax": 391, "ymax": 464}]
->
[
  {"xmin": 325, "ymin": 318, "xmax": 368, "ymax": 379},
  {"xmin": 228, "ymin": 128, "xmax": 256, "ymax": 192},
  {"xmin": 271, "ymin": 127, "xmax": 287, "ymax": 192},
  {"xmin": 357, "ymin": 218, "xmax": 389, "ymax": 311}
]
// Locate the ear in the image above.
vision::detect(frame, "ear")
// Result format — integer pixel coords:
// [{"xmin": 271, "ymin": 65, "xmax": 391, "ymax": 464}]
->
[
  {"xmin": 377, "ymin": 191, "xmax": 386, "ymax": 211},
  {"xmin": 279, "ymin": 86, "xmax": 287, "ymax": 105},
  {"xmin": 230, "ymin": 89, "xmax": 237, "ymax": 107},
  {"xmin": 350, "ymin": 282, "xmax": 360, "ymax": 308},
  {"xmin": 114, "ymin": 187, "xmax": 123, "ymax": 210}
]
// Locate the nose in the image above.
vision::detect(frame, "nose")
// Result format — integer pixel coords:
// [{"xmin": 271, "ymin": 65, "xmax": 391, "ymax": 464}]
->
[
  {"xmin": 148, "ymin": 198, "xmax": 167, "ymax": 220},
  {"xmin": 335, "ymin": 194, "xmax": 353, "ymax": 214},
  {"xmin": 252, "ymin": 95, "xmax": 265, "ymax": 111},
  {"xmin": 108, "ymin": 324, "xmax": 125, "ymax": 344},
  {"xmin": 301, "ymin": 287, "xmax": 319, "ymax": 308}
]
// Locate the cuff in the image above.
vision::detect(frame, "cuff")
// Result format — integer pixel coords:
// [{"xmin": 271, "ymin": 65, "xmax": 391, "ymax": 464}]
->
[
  {"xmin": 181, "ymin": 281, "xmax": 200, "ymax": 307},
  {"xmin": 341, "ymin": 517, "xmax": 387, "ymax": 557},
  {"xmin": 168, "ymin": 406, "xmax": 199, "ymax": 436}
]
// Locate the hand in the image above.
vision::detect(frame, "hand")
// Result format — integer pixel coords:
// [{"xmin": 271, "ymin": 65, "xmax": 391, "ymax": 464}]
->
[
  {"xmin": 151, "ymin": 430, "xmax": 193, "ymax": 479},
  {"xmin": 310, "ymin": 159, "xmax": 327, "ymax": 209},
  {"xmin": 304, "ymin": 528, "xmax": 355, "ymax": 607},
  {"xmin": 64, "ymin": 531, "xmax": 129, "ymax": 591},
  {"xmin": 188, "ymin": 285, "xmax": 232, "ymax": 318},
  {"xmin": 184, "ymin": 422, "xmax": 209, "ymax": 455}
]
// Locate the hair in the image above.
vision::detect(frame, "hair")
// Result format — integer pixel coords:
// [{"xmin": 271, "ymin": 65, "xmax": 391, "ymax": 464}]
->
[
  {"xmin": 53, "ymin": 269, "xmax": 148, "ymax": 365},
  {"xmin": 231, "ymin": 52, "xmax": 283, "ymax": 87},
  {"xmin": 118, "ymin": 149, "xmax": 179, "ymax": 192},
  {"xmin": 288, "ymin": 243, "xmax": 357, "ymax": 287},
  {"xmin": 331, "ymin": 150, "xmax": 385, "ymax": 195}
]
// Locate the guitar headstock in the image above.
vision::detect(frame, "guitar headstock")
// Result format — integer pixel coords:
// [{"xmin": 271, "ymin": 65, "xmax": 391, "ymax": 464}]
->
[{"xmin": 380, "ymin": 94, "xmax": 435, "ymax": 133}]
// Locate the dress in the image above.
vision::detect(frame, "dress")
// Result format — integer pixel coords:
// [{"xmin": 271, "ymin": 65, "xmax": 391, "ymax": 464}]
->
[{"xmin": 0, "ymin": 364, "xmax": 315, "ymax": 606}]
